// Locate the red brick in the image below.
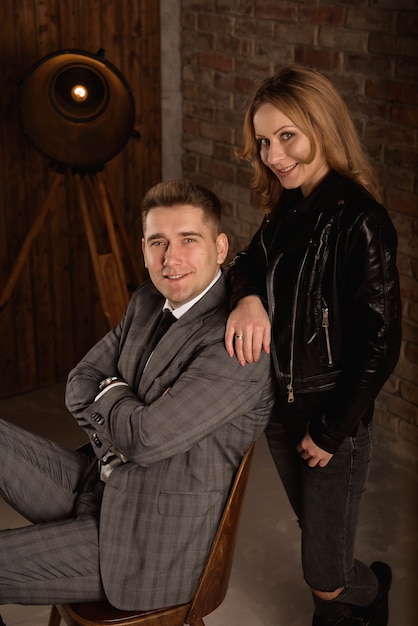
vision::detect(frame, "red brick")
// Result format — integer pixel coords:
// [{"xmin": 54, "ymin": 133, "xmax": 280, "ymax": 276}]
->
[
  {"xmin": 299, "ymin": 6, "xmax": 345, "ymax": 26},
  {"xmin": 400, "ymin": 275, "xmax": 418, "ymax": 306},
  {"xmin": 215, "ymin": 0, "xmax": 254, "ymax": 16},
  {"xmin": 400, "ymin": 380, "xmax": 418, "ymax": 407},
  {"xmin": 369, "ymin": 32, "xmax": 418, "ymax": 57},
  {"xmin": 346, "ymin": 8, "xmax": 397, "ymax": 31},
  {"xmin": 182, "ymin": 0, "xmax": 215, "ymax": 10},
  {"xmin": 366, "ymin": 79, "xmax": 418, "ymax": 105},
  {"xmin": 390, "ymin": 104, "xmax": 418, "ymax": 128},
  {"xmin": 235, "ymin": 57, "xmax": 276, "ymax": 77},
  {"xmin": 182, "ymin": 117, "xmax": 200, "ymax": 135},
  {"xmin": 183, "ymin": 135, "xmax": 213, "ymax": 157},
  {"xmin": 183, "ymin": 65, "xmax": 214, "ymax": 87},
  {"xmin": 329, "ymin": 0, "xmax": 366, "ymax": 6},
  {"xmin": 384, "ymin": 392, "xmax": 418, "ymax": 424},
  {"xmin": 275, "ymin": 22, "xmax": 316, "ymax": 45},
  {"xmin": 181, "ymin": 82, "xmax": 198, "ymax": 100},
  {"xmin": 402, "ymin": 320, "xmax": 418, "ymax": 344},
  {"xmin": 214, "ymin": 73, "xmax": 240, "ymax": 92},
  {"xmin": 410, "ymin": 302, "xmax": 418, "ymax": 324},
  {"xmin": 254, "ymin": 1, "xmax": 297, "ymax": 22},
  {"xmin": 254, "ymin": 40, "xmax": 294, "ymax": 65},
  {"xmin": 214, "ymin": 107, "xmax": 244, "ymax": 128},
  {"xmin": 385, "ymin": 188, "xmax": 418, "ymax": 217},
  {"xmin": 182, "ymin": 152, "xmax": 199, "ymax": 173},
  {"xmin": 319, "ymin": 25, "xmax": 368, "ymax": 52},
  {"xmin": 344, "ymin": 94, "xmax": 389, "ymax": 122},
  {"xmin": 378, "ymin": 165, "xmax": 415, "ymax": 194},
  {"xmin": 181, "ymin": 11, "xmax": 197, "ymax": 29},
  {"xmin": 412, "ymin": 259, "xmax": 418, "ymax": 282},
  {"xmin": 198, "ymin": 51, "xmax": 235, "ymax": 72},
  {"xmin": 406, "ymin": 341, "xmax": 418, "ymax": 365},
  {"xmin": 399, "ymin": 419, "xmax": 418, "ymax": 446},
  {"xmin": 199, "ymin": 85, "xmax": 232, "ymax": 108},
  {"xmin": 385, "ymin": 146, "xmax": 418, "ymax": 171},
  {"xmin": 183, "ymin": 100, "xmax": 215, "ymax": 122},
  {"xmin": 365, "ymin": 122, "xmax": 414, "ymax": 146},
  {"xmin": 396, "ymin": 57, "xmax": 417, "ymax": 81},
  {"xmin": 216, "ymin": 33, "xmax": 242, "ymax": 55},
  {"xmin": 235, "ymin": 75, "xmax": 256, "ymax": 96},
  {"xmin": 399, "ymin": 10, "xmax": 418, "ymax": 35},
  {"xmin": 182, "ymin": 29, "xmax": 214, "ymax": 51},
  {"xmin": 294, "ymin": 47, "xmax": 342, "ymax": 71},
  {"xmin": 197, "ymin": 13, "xmax": 234, "ymax": 33},
  {"xmin": 235, "ymin": 17, "xmax": 275, "ymax": 39},
  {"xmin": 200, "ymin": 121, "xmax": 235, "ymax": 144},
  {"xmin": 345, "ymin": 53, "xmax": 392, "ymax": 76},
  {"xmin": 200, "ymin": 156, "xmax": 235, "ymax": 181}
]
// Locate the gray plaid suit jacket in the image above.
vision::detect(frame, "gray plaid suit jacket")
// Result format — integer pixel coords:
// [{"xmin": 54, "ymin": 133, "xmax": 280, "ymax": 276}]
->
[{"xmin": 65, "ymin": 274, "xmax": 274, "ymax": 610}]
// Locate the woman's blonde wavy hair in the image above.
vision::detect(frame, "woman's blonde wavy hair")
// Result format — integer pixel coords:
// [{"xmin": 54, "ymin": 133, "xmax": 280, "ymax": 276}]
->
[{"xmin": 237, "ymin": 66, "xmax": 381, "ymax": 210}]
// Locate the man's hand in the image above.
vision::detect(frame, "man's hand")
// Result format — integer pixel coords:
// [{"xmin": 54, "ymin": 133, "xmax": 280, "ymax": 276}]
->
[
  {"xmin": 225, "ymin": 296, "xmax": 271, "ymax": 365},
  {"xmin": 296, "ymin": 430, "xmax": 333, "ymax": 468}
]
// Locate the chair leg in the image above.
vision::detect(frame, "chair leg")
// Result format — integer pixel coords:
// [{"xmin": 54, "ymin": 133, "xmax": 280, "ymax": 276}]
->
[{"xmin": 48, "ymin": 605, "xmax": 61, "ymax": 626}]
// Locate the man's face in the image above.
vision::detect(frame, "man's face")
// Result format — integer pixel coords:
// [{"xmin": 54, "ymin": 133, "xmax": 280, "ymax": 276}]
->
[{"xmin": 142, "ymin": 204, "xmax": 228, "ymax": 309}]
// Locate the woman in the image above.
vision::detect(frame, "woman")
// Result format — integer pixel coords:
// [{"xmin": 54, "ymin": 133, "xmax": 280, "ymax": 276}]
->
[{"xmin": 225, "ymin": 66, "xmax": 401, "ymax": 626}]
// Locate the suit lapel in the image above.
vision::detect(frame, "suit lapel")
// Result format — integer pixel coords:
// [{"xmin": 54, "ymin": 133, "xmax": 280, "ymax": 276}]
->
[
  {"xmin": 137, "ymin": 273, "xmax": 227, "ymax": 397},
  {"xmin": 138, "ymin": 315, "xmax": 204, "ymax": 396}
]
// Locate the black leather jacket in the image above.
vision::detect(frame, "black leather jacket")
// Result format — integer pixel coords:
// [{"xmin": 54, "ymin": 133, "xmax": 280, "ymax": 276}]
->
[{"xmin": 228, "ymin": 172, "xmax": 402, "ymax": 452}]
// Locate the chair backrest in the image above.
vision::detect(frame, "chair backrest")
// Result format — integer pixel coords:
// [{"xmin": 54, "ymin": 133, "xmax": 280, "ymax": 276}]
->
[{"xmin": 185, "ymin": 443, "xmax": 255, "ymax": 623}]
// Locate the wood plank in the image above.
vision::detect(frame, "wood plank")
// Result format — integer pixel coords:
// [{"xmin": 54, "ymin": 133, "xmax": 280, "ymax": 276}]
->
[{"xmin": 0, "ymin": 0, "xmax": 161, "ymax": 398}]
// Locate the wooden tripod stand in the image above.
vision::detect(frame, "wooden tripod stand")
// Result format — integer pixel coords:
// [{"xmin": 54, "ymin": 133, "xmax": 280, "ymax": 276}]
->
[{"xmin": 0, "ymin": 170, "xmax": 143, "ymax": 327}]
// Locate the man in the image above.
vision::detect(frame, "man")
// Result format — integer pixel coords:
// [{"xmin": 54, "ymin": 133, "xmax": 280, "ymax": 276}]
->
[{"xmin": 0, "ymin": 179, "xmax": 273, "ymax": 613}]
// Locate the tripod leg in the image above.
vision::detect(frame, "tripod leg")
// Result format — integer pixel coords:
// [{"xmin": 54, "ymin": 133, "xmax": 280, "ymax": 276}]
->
[
  {"xmin": 0, "ymin": 172, "xmax": 61, "ymax": 309},
  {"xmin": 75, "ymin": 176, "xmax": 129, "ymax": 328},
  {"xmin": 94, "ymin": 174, "xmax": 130, "ymax": 294},
  {"xmin": 96, "ymin": 171, "xmax": 143, "ymax": 286}
]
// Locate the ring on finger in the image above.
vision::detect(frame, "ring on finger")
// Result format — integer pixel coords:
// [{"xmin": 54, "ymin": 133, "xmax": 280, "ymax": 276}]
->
[{"xmin": 235, "ymin": 334, "xmax": 244, "ymax": 340}]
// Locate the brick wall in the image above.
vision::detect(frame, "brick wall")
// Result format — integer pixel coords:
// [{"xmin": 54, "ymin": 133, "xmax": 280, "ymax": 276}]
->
[{"xmin": 180, "ymin": 0, "xmax": 418, "ymax": 463}]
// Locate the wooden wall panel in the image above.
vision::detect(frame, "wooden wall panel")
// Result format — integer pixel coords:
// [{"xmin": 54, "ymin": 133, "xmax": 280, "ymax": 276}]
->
[{"xmin": 0, "ymin": 0, "xmax": 161, "ymax": 398}]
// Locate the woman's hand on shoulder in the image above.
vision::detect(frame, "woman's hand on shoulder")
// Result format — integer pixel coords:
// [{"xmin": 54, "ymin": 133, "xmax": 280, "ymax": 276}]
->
[{"xmin": 225, "ymin": 295, "xmax": 271, "ymax": 366}]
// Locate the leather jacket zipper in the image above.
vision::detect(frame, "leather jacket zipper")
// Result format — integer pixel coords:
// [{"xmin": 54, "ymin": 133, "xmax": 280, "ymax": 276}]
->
[
  {"xmin": 262, "ymin": 212, "xmax": 324, "ymax": 403},
  {"xmin": 321, "ymin": 298, "xmax": 333, "ymax": 365},
  {"xmin": 263, "ymin": 225, "xmax": 309, "ymax": 403},
  {"xmin": 286, "ymin": 245, "xmax": 310, "ymax": 403}
]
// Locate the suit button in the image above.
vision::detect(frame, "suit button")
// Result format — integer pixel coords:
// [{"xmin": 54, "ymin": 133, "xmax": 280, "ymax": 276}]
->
[
  {"xmin": 92, "ymin": 433, "xmax": 102, "ymax": 448},
  {"xmin": 92, "ymin": 412, "xmax": 104, "ymax": 425}
]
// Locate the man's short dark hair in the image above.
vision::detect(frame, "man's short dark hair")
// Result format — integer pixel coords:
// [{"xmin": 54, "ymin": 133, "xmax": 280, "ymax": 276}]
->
[{"xmin": 141, "ymin": 179, "xmax": 222, "ymax": 233}]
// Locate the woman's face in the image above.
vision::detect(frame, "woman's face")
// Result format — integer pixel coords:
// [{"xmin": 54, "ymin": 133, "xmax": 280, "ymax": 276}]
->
[{"xmin": 253, "ymin": 102, "xmax": 331, "ymax": 197}]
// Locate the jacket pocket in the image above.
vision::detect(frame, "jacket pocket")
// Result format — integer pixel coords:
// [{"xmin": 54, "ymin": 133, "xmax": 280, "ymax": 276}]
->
[{"xmin": 158, "ymin": 491, "xmax": 222, "ymax": 517}]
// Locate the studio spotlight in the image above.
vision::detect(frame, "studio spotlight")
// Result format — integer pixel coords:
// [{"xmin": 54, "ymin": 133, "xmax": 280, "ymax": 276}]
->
[
  {"xmin": 18, "ymin": 49, "xmax": 136, "ymax": 171},
  {"xmin": 1, "ymin": 49, "xmax": 142, "ymax": 324}
]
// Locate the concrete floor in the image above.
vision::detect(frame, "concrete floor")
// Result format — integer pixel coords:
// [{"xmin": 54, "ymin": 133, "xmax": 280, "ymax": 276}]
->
[{"xmin": 0, "ymin": 383, "xmax": 417, "ymax": 626}]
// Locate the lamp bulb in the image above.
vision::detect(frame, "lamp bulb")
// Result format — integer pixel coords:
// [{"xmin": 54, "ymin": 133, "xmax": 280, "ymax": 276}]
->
[{"xmin": 71, "ymin": 84, "xmax": 88, "ymax": 102}]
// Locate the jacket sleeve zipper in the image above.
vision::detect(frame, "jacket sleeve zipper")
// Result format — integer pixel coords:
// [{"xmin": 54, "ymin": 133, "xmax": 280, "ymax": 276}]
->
[{"xmin": 321, "ymin": 298, "xmax": 333, "ymax": 365}]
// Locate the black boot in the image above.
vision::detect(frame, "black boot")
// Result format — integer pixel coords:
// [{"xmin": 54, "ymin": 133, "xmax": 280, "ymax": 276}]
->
[
  {"xmin": 0, "ymin": 615, "xmax": 6, "ymax": 626},
  {"xmin": 351, "ymin": 561, "xmax": 392, "ymax": 625},
  {"xmin": 312, "ymin": 614, "xmax": 356, "ymax": 625}
]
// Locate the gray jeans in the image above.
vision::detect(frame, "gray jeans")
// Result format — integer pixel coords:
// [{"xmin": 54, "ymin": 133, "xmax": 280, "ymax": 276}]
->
[
  {"xmin": 265, "ymin": 418, "xmax": 379, "ymax": 608},
  {"xmin": 0, "ymin": 419, "xmax": 106, "ymax": 604}
]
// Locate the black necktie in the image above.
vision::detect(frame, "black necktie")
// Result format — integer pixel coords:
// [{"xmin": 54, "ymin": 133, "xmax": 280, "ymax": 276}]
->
[
  {"xmin": 152, "ymin": 309, "xmax": 177, "ymax": 348},
  {"xmin": 138, "ymin": 309, "xmax": 177, "ymax": 375}
]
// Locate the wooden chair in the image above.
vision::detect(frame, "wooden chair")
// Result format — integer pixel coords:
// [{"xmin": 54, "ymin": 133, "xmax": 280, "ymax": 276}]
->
[{"xmin": 48, "ymin": 443, "xmax": 256, "ymax": 626}]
